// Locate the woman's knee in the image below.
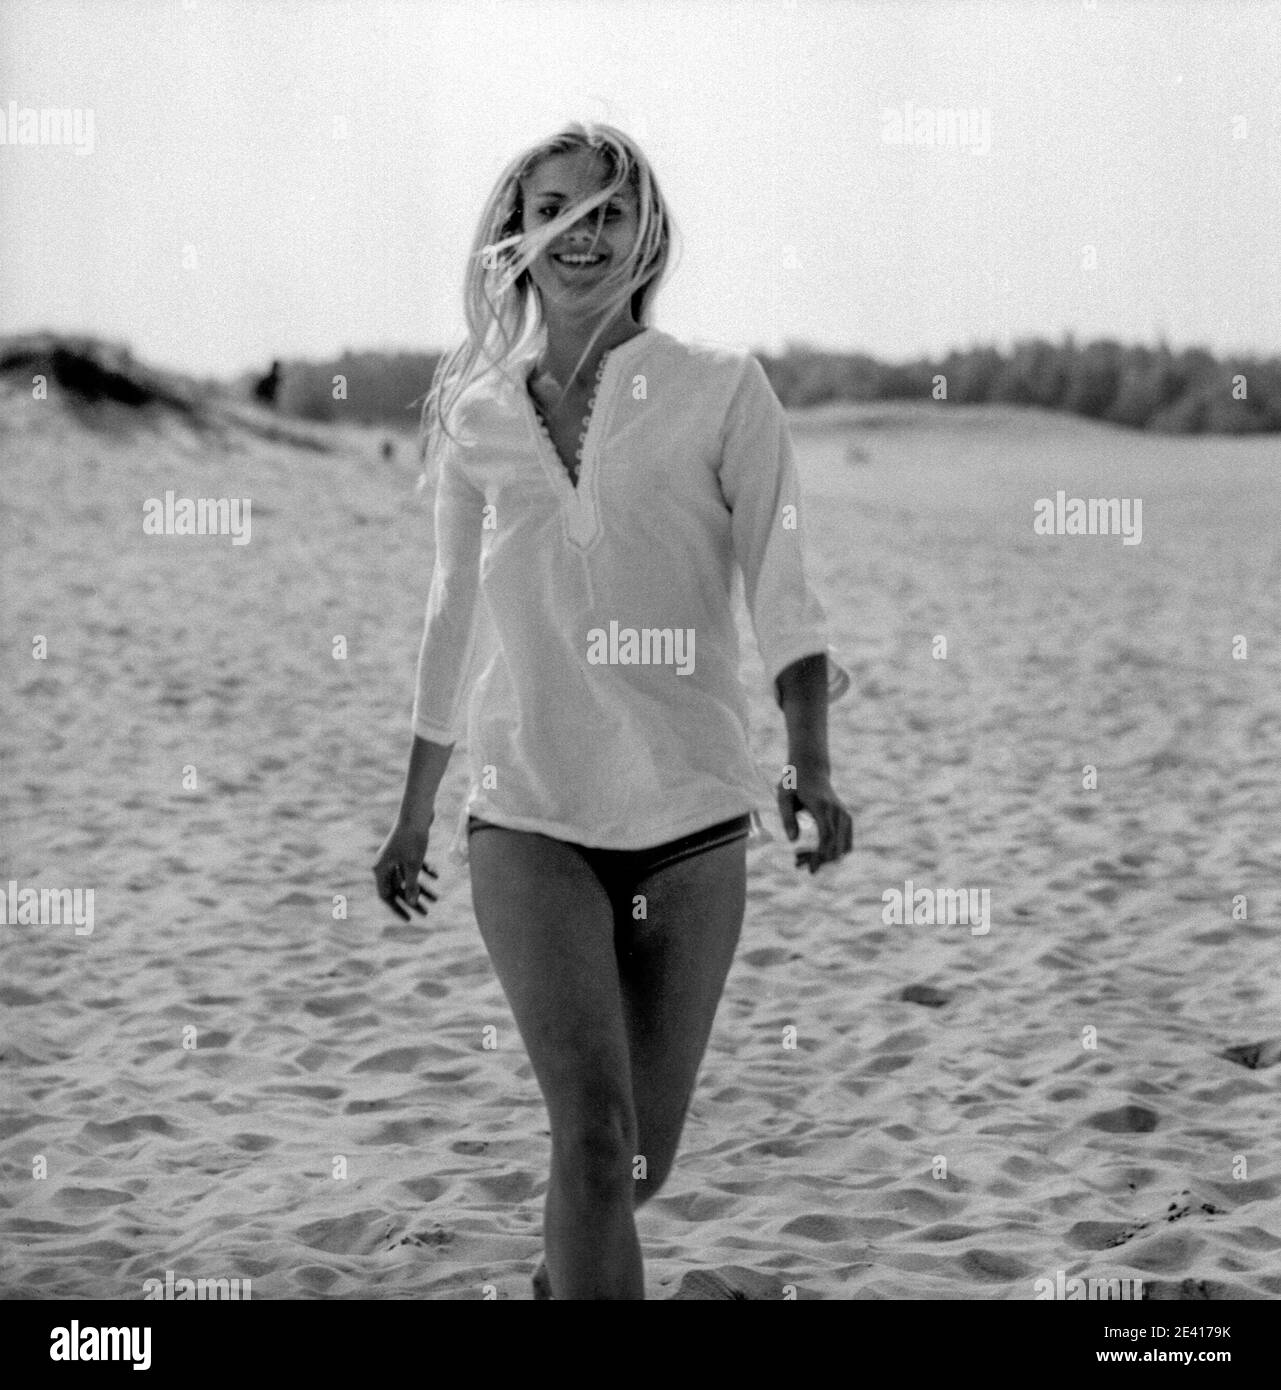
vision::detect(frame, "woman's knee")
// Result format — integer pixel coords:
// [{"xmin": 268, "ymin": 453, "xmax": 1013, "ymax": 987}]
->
[{"xmin": 551, "ymin": 1095, "xmax": 638, "ymax": 1195}]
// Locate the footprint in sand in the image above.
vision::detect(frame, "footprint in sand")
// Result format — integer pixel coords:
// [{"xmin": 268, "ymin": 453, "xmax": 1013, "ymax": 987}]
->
[
  {"xmin": 1220, "ymin": 1039, "xmax": 1281, "ymax": 1070},
  {"xmin": 52, "ymin": 1187, "xmax": 137, "ymax": 1209},
  {"xmin": 293, "ymin": 1210, "xmax": 391, "ymax": 1256},
  {"xmin": 399, "ymin": 1176, "xmax": 446, "ymax": 1202},
  {"xmin": 1084, "ymin": 1103, "xmax": 1159, "ymax": 1133},
  {"xmin": 669, "ymin": 1266, "xmax": 787, "ymax": 1299},
  {"xmin": 351, "ymin": 1046, "xmax": 429, "ymax": 1073},
  {"xmin": 1141, "ymin": 1277, "xmax": 1243, "ymax": 1300},
  {"xmin": 900, "ymin": 983, "xmax": 952, "ymax": 1007},
  {"xmin": 389, "ymin": 1225, "xmax": 453, "ymax": 1251},
  {"xmin": 1098, "ymin": 1190, "xmax": 1226, "ymax": 1249}
]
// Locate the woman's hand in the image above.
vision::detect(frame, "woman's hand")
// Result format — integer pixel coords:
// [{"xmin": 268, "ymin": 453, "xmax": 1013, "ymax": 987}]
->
[
  {"xmin": 773, "ymin": 653, "xmax": 850, "ymax": 871},
  {"xmin": 777, "ymin": 763, "xmax": 853, "ymax": 874},
  {"xmin": 372, "ymin": 815, "xmax": 439, "ymax": 920}
]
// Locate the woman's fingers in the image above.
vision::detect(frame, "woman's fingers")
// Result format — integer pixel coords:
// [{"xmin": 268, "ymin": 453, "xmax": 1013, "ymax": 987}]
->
[
  {"xmin": 404, "ymin": 865, "xmax": 439, "ymax": 910},
  {"xmin": 372, "ymin": 855, "xmax": 436, "ymax": 919},
  {"xmin": 379, "ymin": 872, "xmax": 411, "ymax": 921},
  {"xmin": 811, "ymin": 803, "xmax": 852, "ymax": 873},
  {"xmin": 791, "ymin": 797, "xmax": 853, "ymax": 874}
]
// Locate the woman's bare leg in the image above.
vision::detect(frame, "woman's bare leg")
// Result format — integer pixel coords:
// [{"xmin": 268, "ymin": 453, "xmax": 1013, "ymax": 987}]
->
[
  {"xmin": 468, "ymin": 826, "xmax": 643, "ymax": 1299},
  {"xmin": 618, "ymin": 837, "xmax": 747, "ymax": 1203},
  {"xmin": 532, "ymin": 835, "xmax": 747, "ymax": 1297}
]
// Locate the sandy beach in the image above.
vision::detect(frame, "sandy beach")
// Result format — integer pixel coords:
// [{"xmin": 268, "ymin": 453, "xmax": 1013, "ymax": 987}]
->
[{"xmin": 2, "ymin": 366, "xmax": 1279, "ymax": 1300}]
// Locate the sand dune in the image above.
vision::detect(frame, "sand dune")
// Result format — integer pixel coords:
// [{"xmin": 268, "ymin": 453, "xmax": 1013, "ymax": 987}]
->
[{"xmin": 2, "ymin": 357, "xmax": 1279, "ymax": 1298}]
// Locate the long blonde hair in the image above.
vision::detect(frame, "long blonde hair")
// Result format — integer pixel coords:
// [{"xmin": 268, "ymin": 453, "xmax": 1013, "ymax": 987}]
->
[{"xmin": 418, "ymin": 122, "xmax": 677, "ymax": 470}]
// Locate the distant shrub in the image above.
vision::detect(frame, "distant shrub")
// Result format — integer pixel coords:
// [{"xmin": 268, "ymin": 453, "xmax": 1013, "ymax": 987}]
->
[
  {"xmin": 1062, "ymin": 339, "xmax": 1124, "ymax": 419},
  {"xmin": 946, "ymin": 346, "xmax": 1003, "ymax": 403}
]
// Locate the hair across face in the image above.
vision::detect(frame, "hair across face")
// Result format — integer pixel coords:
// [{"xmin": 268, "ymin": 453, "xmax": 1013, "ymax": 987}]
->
[
  {"xmin": 519, "ymin": 150, "xmax": 638, "ymax": 305},
  {"xmin": 418, "ymin": 122, "xmax": 676, "ymax": 469}
]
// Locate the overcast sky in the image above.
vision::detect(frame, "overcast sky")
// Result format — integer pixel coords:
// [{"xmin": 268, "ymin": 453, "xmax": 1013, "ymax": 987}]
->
[{"xmin": 2, "ymin": 0, "xmax": 1278, "ymax": 377}]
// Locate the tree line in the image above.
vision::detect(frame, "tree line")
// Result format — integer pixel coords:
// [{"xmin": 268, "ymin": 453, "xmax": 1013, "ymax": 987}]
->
[{"xmin": 249, "ymin": 335, "xmax": 1281, "ymax": 434}]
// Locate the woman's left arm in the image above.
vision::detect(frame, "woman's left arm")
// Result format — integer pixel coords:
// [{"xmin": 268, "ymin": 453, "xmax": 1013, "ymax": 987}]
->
[
  {"xmin": 718, "ymin": 355, "xmax": 853, "ymax": 872},
  {"xmin": 775, "ymin": 652, "xmax": 853, "ymax": 873}
]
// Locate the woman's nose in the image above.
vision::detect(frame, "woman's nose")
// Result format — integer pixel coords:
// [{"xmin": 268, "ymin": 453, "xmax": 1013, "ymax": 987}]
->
[{"xmin": 573, "ymin": 210, "xmax": 606, "ymax": 234}]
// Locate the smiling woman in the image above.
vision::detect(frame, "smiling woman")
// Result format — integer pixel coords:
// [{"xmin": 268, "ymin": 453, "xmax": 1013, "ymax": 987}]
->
[
  {"xmin": 374, "ymin": 122, "xmax": 852, "ymax": 1300},
  {"xmin": 422, "ymin": 124, "xmax": 674, "ymax": 437}
]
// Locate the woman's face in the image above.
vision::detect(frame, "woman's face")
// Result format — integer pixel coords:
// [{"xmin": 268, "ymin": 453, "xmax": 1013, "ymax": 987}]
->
[{"xmin": 520, "ymin": 148, "xmax": 639, "ymax": 313}]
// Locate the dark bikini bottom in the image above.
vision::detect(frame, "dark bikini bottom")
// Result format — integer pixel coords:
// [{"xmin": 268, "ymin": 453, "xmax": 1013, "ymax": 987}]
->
[{"xmin": 467, "ymin": 812, "xmax": 751, "ymax": 901}]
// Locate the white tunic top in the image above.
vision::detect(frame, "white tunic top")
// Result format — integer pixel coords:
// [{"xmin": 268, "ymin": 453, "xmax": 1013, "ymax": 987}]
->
[{"xmin": 410, "ymin": 326, "xmax": 834, "ymax": 865}]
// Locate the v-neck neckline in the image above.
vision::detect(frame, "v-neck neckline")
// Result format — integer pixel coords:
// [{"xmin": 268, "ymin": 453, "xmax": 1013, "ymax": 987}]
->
[
  {"xmin": 528, "ymin": 370, "xmax": 603, "ymax": 489},
  {"xmin": 520, "ymin": 328, "xmax": 653, "ymax": 494}
]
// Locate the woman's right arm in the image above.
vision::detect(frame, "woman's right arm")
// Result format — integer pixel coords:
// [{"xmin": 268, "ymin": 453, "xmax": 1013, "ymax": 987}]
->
[
  {"xmin": 397, "ymin": 733, "xmax": 454, "ymax": 833},
  {"xmin": 373, "ymin": 414, "xmax": 485, "ymax": 918},
  {"xmin": 371, "ymin": 734, "xmax": 452, "ymax": 921}
]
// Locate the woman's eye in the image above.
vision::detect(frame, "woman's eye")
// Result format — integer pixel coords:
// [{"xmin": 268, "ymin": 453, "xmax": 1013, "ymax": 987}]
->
[{"xmin": 537, "ymin": 205, "xmax": 622, "ymax": 220}]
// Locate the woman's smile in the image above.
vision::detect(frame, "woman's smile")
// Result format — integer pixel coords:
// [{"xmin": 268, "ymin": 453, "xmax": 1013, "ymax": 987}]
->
[{"xmin": 551, "ymin": 250, "xmax": 609, "ymax": 277}]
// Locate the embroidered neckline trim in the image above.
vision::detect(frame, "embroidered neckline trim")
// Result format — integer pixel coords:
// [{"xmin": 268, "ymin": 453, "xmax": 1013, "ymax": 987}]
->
[{"xmin": 528, "ymin": 349, "xmax": 612, "ymax": 482}]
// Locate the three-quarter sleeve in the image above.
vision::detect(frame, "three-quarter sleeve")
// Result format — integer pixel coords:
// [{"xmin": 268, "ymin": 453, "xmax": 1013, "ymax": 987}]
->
[
  {"xmin": 717, "ymin": 354, "xmax": 831, "ymax": 693},
  {"xmin": 410, "ymin": 419, "xmax": 486, "ymax": 744}
]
